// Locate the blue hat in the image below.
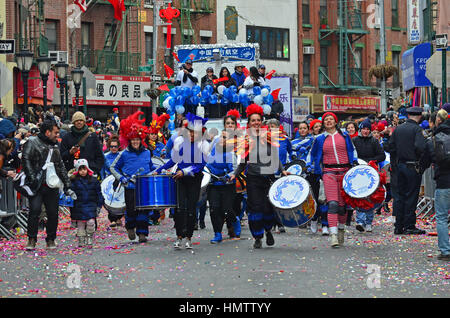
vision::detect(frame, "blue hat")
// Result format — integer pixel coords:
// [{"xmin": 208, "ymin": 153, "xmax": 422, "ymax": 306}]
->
[
  {"xmin": 258, "ymin": 64, "xmax": 266, "ymax": 69},
  {"xmin": 420, "ymin": 120, "xmax": 429, "ymax": 129},
  {"xmin": 359, "ymin": 119, "xmax": 371, "ymax": 130},
  {"xmin": 185, "ymin": 59, "xmax": 193, "ymax": 65},
  {"xmin": 185, "ymin": 112, "xmax": 208, "ymax": 131},
  {"xmin": 0, "ymin": 119, "xmax": 16, "ymax": 138},
  {"xmin": 406, "ymin": 106, "xmax": 423, "ymax": 115}
]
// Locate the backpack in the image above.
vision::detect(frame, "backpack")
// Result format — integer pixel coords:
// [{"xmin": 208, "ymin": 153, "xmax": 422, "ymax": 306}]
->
[{"xmin": 433, "ymin": 132, "xmax": 450, "ymax": 165}]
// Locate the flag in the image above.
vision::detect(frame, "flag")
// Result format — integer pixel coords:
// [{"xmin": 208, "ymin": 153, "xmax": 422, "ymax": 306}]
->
[
  {"xmin": 271, "ymin": 88, "xmax": 281, "ymax": 100},
  {"xmin": 213, "ymin": 77, "xmax": 229, "ymax": 85},
  {"xmin": 107, "ymin": 0, "xmax": 126, "ymax": 21},
  {"xmin": 172, "ymin": 52, "xmax": 180, "ymax": 62},
  {"xmin": 265, "ymin": 70, "xmax": 276, "ymax": 80},
  {"xmin": 157, "ymin": 84, "xmax": 170, "ymax": 92},
  {"xmin": 243, "ymin": 67, "xmax": 250, "ymax": 77},
  {"xmin": 74, "ymin": 0, "xmax": 87, "ymax": 12},
  {"xmin": 164, "ymin": 63, "xmax": 174, "ymax": 78}
]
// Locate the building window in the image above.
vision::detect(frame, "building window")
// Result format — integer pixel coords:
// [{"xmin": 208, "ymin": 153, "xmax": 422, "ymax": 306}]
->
[
  {"xmin": 145, "ymin": 32, "xmax": 153, "ymax": 63},
  {"xmin": 200, "ymin": 36, "xmax": 210, "ymax": 44},
  {"xmin": 247, "ymin": 26, "xmax": 289, "ymax": 60},
  {"xmin": 319, "ymin": 0, "xmax": 327, "ymax": 22},
  {"xmin": 392, "ymin": 0, "xmax": 399, "ymax": 28},
  {"xmin": 45, "ymin": 20, "xmax": 58, "ymax": 51},
  {"xmin": 375, "ymin": 49, "xmax": 381, "ymax": 87},
  {"xmin": 303, "ymin": 53, "xmax": 311, "ymax": 85},
  {"xmin": 320, "ymin": 46, "xmax": 328, "ymax": 85},
  {"xmin": 302, "ymin": 0, "xmax": 310, "ymax": 25},
  {"xmin": 392, "ymin": 51, "xmax": 400, "ymax": 87},
  {"xmin": 104, "ymin": 24, "xmax": 116, "ymax": 51},
  {"xmin": 354, "ymin": 48, "xmax": 362, "ymax": 69},
  {"xmin": 81, "ymin": 22, "xmax": 91, "ymax": 50}
]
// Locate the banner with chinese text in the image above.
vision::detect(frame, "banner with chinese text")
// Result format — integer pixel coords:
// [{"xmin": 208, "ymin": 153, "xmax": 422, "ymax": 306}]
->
[{"xmin": 323, "ymin": 95, "xmax": 381, "ymax": 113}]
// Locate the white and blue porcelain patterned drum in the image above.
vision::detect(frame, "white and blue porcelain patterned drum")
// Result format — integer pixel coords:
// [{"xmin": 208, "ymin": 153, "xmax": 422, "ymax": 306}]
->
[
  {"xmin": 284, "ymin": 160, "xmax": 306, "ymax": 176},
  {"xmin": 343, "ymin": 165, "xmax": 380, "ymax": 199},
  {"xmin": 101, "ymin": 175, "xmax": 126, "ymax": 215},
  {"xmin": 268, "ymin": 175, "xmax": 316, "ymax": 227}
]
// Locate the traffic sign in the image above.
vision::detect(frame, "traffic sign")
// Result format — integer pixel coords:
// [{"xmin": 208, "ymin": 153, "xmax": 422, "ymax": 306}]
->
[
  {"xmin": 436, "ymin": 34, "xmax": 448, "ymax": 48},
  {"xmin": 0, "ymin": 40, "xmax": 15, "ymax": 54},
  {"xmin": 139, "ymin": 65, "xmax": 153, "ymax": 72},
  {"xmin": 150, "ymin": 75, "xmax": 162, "ymax": 81}
]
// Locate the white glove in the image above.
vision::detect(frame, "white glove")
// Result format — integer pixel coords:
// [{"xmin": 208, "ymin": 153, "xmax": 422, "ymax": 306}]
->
[{"xmin": 66, "ymin": 189, "xmax": 77, "ymax": 200}]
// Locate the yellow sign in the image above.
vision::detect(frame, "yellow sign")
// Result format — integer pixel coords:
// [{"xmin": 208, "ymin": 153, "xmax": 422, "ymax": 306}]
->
[
  {"xmin": 386, "ymin": 51, "xmax": 392, "ymax": 62},
  {"xmin": 139, "ymin": 10, "xmax": 147, "ymax": 23}
]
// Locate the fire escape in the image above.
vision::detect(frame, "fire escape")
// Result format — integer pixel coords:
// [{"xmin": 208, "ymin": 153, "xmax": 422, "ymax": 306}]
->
[
  {"xmin": 319, "ymin": 0, "xmax": 370, "ymax": 91},
  {"xmin": 177, "ymin": 0, "xmax": 214, "ymax": 45}
]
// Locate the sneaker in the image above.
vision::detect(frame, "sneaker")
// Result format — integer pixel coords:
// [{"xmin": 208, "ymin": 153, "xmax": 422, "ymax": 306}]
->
[
  {"xmin": 330, "ymin": 234, "xmax": 339, "ymax": 248},
  {"xmin": 110, "ymin": 221, "xmax": 117, "ymax": 228},
  {"xmin": 210, "ymin": 233, "xmax": 223, "ymax": 244},
  {"xmin": 86, "ymin": 235, "xmax": 93, "ymax": 246},
  {"xmin": 365, "ymin": 224, "xmax": 372, "ymax": 232},
  {"xmin": 278, "ymin": 225, "xmax": 286, "ymax": 233},
  {"xmin": 185, "ymin": 239, "xmax": 193, "ymax": 249},
  {"xmin": 173, "ymin": 238, "xmax": 182, "ymax": 249},
  {"xmin": 127, "ymin": 228, "xmax": 136, "ymax": 241},
  {"xmin": 46, "ymin": 240, "xmax": 57, "ymax": 250},
  {"xmin": 78, "ymin": 236, "xmax": 86, "ymax": 247},
  {"xmin": 115, "ymin": 220, "xmax": 122, "ymax": 227},
  {"xmin": 310, "ymin": 220, "xmax": 318, "ymax": 234},
  {"xmin": 404, "ymin": 228, "xmax": 426, "ymax": 235},
  {"xmin": 265, "ymin": 231, "xmax": 275, "ymax": 246},
  {"xmin": 356, "ymin": 223, "xmax": 365, "ymax": 232},
  {"xmin": 253, "ymin": 238, "xmax": 262, "ymax": 249},
  {"xmin": 321, "ymin": 226, "xmax": 329, "ymax": 236},
  {"xmin": 138, "ymin": 234, "xmax": 148, "ymax": 243},
  {"xmin": 338, "ymin": 229, "xmax": 345, "ymax": 245},
  {"xmin": 437, "ymin": 254, "xmax": 450, "ymax": 261},
  {"xmin": 25, "ymin": 238, "xmax": 37, "ymax": 250}
]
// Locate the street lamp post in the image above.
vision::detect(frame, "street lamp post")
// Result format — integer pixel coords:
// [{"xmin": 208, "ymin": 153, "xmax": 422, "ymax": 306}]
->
[
  {"xmin": 71, "ymin": 67, "xmax": 84, "ymax": 113},
  {"xmin": 55, "ymin": 61, "xmax": 68, "ymax": 121},
  {"xmin": 36, "ymin": 56, "xmax": 52, "ymax": 112},
  {"xmin": 15, "ymin": 50, "xmax": 34, "ymax": 124}
]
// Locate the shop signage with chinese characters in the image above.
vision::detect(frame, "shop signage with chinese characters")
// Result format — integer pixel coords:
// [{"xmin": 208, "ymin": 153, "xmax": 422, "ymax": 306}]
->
[{"xmin": 323, "ymin": 95, "xmax": 381, "ymax": 113}]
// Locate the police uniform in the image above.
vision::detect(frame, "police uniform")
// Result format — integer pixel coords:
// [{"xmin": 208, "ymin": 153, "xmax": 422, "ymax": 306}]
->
[{"xmin": 388, "ymin": 107, "xmax": 427, "ymax": 235}]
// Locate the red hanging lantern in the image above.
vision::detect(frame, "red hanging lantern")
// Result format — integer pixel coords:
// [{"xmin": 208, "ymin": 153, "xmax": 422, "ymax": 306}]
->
[{"xmin": 159, "ymin": 3, "xmax": 180, "ymax": 49}]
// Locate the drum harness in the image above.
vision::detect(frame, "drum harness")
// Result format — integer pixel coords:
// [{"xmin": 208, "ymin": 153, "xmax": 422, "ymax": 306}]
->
[{"xmin": 110, "ymin": 168, "xmax": 145, "ymax": 205}]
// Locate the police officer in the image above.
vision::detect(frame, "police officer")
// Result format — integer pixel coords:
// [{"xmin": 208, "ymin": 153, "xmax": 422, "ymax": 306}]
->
[{"xmin": 388, "ymin": 107, "xmax": 427, "ymax": 235}]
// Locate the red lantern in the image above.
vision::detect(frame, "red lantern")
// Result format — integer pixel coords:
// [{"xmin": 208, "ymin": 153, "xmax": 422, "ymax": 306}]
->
[{"xmin": 159, "ymin": 4, "xmax": 180, "ymax": 49}]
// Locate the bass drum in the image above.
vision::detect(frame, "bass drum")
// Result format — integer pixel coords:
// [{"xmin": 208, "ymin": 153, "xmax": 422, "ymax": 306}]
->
[
  {"xmin": 284, "ymin": 160, "xmax": 307, "ymax": 176},
  {"xmin": 101, "ymin": 175, "xmax": 126, "ymax": 215},
  {"xmin": 268, "ymin": 175, "xmax": 317, "ymax": 227},
  {"xmin": 198, "ymin": 167, "xmax": 211, "ymax": 204}
]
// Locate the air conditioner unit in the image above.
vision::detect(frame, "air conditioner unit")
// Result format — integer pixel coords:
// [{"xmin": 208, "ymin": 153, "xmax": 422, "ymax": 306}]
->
[
  {"xmin": 303, "ymin": 46, "xmax": 315, "ymax": 54},
  {"xmin": 48, "ymin": 51, "xmax": 68, "ymax": 64}
]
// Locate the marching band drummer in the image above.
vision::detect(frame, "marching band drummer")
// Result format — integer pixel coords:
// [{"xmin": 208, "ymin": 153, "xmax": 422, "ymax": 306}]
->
[
  {"xmin": 110, "ymin": 112, "xmax": 156, "ymax": 243},
  {"xmin": 229, "ymin": 104, "xmax": 290, "ymax": 249},
  {"xmin": 307, "ymin": 112, "xmax": 358, "ymax": 248},
  {"xmin": 153, "ymin": 113, "xmax": 209, "ymax": 250}
]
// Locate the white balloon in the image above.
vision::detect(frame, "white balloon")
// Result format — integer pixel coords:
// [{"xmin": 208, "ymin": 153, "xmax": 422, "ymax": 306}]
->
[
  {"xmin": 163, "ymin": 98, "xmax": 170, "ymax": 109},
  {"xmin": 261, "ymin": 88, "xmax": 270, "ymax": 97},
  {"xmin": 239, "ymin": 88, "xmax": 247, "ymax": 95},
  {"xmin": 254, "ymin": 95, "xmax": 264, "ymax": 106},
  {"xmin": 218, "ymin": 85, "xmax": 226, "ymax": 95},
  {"xmin": 263, "ymin": 104, "xmax": 272, "ymax": 115}
]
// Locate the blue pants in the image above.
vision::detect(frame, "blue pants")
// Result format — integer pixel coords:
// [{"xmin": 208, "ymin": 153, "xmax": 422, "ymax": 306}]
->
[
  {"xmin": 435, "ymin": 189, "xmax": 450, "ymax": 256},
  {"xmin": 356, "ymin": 210, "xmax": 374, "ymax": 226},
  {"xmin": 125, "ymin": 189, "xmax": 149, "ymax": 236}
]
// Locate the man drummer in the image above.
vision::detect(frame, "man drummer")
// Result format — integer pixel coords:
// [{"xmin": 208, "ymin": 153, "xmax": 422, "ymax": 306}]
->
[
  {"xmin": 229, "ymin": 104, "xmax": 290, "ymax": 249},
  {"xmin": 110, "ymin": 112, "xmax": 156, "ymax": 243},
  {"xmin": 154, "ymin": 113, "xmax": 209, "ymax": 249}
]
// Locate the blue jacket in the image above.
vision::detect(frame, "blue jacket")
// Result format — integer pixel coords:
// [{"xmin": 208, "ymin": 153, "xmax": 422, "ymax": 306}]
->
[
  {"xmin": 291, "ymin": 134, "xmax": 314, "ymax": 161},
  {"xmin": 151, "ymin": 142, "xmax": 166, "ymax": 158},
  {"xmin": 306, "ymin": 131, "xmax": 358, "ymax": 176},
  {"xmin": 206, "ymin": 142, "xmax": 235, "ymax": 186},
  {"xmin": 110, "ymin": 145, "xmax": 156, "ymax": 189},
  {"xmin": 101, "ymin": 151, "xmax": 120, "ymax": 179},
  {"xmin": 70, "ymin": 176, "xmax": 104, "ymax": 221},
  {"xmin": 156, "ymin": 137, "xmax": 207, "ymax": 177},
  {"xmin": 163, "ymin": 132, "xmax": 178, "ymax": 160},
  {"xmin": 278, "ymin": 136, "xmax": 292, "ymax": 166},
  {"xmin": 231, "ymin": 71, "xmax": 246, "ymax": 88}
]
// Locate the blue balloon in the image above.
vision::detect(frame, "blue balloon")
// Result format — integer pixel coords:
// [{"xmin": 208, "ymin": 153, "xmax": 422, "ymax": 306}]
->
[
  {"xmin": 176, "ymin": 95, "xmax": 185, "ymax": 105},
  {"xmin": 168, "ymin": 121, "xmax": 175, "ymax": 131},
  {"xmin": 232, "ymin": 94, "xmax": 239, "ymax": 103},
  {"xmin": 169, "ymin": 89, "xmax": 178, "ymax": 98},
  {"xmin": 182, "ymin": 87, "xmax": 192, "ymax": 97},
  {"xmin": 176, "ymin": 105, "xmax": 185, "ymax": 114},
  {"xmin": 210, "ymin": 94, "xmax": 218, "ymax": 104},
  {"xmin": 190, "ymin": 96, "xmax": 200, "ymax": 105},
  {"xmin": 200, "ymin": 98, "xmax": 208, "ymax": 106},
  {"xmin": 201, "ymin": 89, "xmax": 210, "ymax": 99},
  {"xmin": 239, "ymin": 93, "xmax": 249, "ymax": 104},
  {"xmin": 222, "ymin": 97, "xmax": 230, "ymax": 105},
  {"xmin": 192, "ymin": 85, "xmax": 201, "ymax": 95},
  {"xmin": 174, "ymin": 86, "xmax": 182, "ymax": 95},
  {"xmin": 253, "ymin": 86, "xmax": 262, "ymax": 96},
  {"xmin": 262, "ymin": 85, "xmax": 271, "ymax": 92},
  {"xmin": 169, "ymin": 97, "xmax": 176, "ymax": 107},
  {"xmin": 230, "ymin": 85, "xmax": 237, "ymax": 93},
  {"xmin": 206, "ymin": 85, "xmax": 214, "ymax": 95},
  {"xmin": 266, "ymin": 94, "xmax": 274, "ymax": 105}
]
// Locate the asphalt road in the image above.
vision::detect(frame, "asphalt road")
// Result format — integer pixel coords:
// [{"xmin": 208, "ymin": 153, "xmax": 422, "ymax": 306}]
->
[{"xmin": 0, "ymin": 208, "xmax": 448, "ymax": 299}]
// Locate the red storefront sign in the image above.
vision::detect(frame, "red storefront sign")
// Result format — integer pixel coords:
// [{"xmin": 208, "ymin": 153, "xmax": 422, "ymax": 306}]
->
[
  {"xmin": 323, "ymin": 95, "xmax": 381, "ymax": 113},
  {"xmin": 16, "ymin": 65, "xmax": 55, "ymax": 105}
]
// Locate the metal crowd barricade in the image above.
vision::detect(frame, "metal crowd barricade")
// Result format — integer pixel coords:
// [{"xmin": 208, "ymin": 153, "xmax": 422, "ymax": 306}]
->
[
  {"xmin": 417, "ymin": 166, "xmax": 436, "ymax": 221},
  {"xmin": 0, "ymin": 177, "xmax": 28, "ymax": 239}
]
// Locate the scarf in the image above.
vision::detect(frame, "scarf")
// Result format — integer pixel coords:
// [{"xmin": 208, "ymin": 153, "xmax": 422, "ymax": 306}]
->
[{"xmin": 71, "ymin": 125, "xmax": 90, "ymax": 144}]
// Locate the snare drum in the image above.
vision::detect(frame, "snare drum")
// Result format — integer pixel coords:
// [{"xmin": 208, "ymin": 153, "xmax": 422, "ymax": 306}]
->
[
  {"xmin": 284, "ymin": 160, "xmax": 306, "ymax": 176},
  {"xmin": 135, "ymin": 174, "xmax": 177, "ymax": 210},
  {"xmin": 268, "ymin": 175, "xmax": 317, "ymax": 227},
  {"xmin": 101, "ymin": 175, "xmax": 126, "ymax": 215}
]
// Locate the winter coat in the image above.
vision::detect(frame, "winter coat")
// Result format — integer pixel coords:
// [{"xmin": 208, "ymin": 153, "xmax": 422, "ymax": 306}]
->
[
  {"xmin": 201, "ymin": 74, "xmax": 218, "ymax": 91},
  {"xmin": 206, "ymin": 142, "xmax": 234, "ymax": 186},
  {"xmin": 70, "ymin": 175, "xmax": 103, "ymax": 220},
  {"xmin": 231, "ymin": 71, "xmax": 246, "ymax": 88},
  {"xmin": 110, "ymin": 145, "xmax": 156, "ymax": 189},
  {"xmin": 60, "ymin": 127, "xmax": 105, "ymax": 174},
  {"xmin": 100, "ymin": 151, "xmax": 120, "ymax": 179},
  {"xmin": 352, "ymin": 135, "xmax": 386, "ymax": 163},
  {"xmin": 291, "ymin": 134, "xmax": 314, "ymax": 161}
]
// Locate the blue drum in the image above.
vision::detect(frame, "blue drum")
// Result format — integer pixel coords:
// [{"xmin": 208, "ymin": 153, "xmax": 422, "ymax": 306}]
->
[{"xmin": 135, "ymin": 175, "xmax": 177, "ymax": 210}]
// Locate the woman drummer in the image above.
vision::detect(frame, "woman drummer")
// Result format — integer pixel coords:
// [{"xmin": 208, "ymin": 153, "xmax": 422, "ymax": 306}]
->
[
  {"xmin": 101, "ymin": 134, "xmax": 123, "ymax": 228},
  {"xmin": 307, "ymin": 112, "xmax": 358, "ymax": 248},
  {"xmin": 110, "ymin": 112, "xmax": 156, "ymax": 243},
  {"xmin": 229, "ymin": 104, "xmax": 289, "ymax": 249},
  {"xmin": 154, "ymin": 113, "xmax": 209, "ymax": 250}
]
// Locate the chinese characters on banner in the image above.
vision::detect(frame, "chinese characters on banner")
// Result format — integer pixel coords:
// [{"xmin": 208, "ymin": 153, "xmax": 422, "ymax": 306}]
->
[
  {"xmin": 266, "ymin": 76, "xmax": 293, "ymax": 137},
  {"xmin": 407, "ymin": 0, "xmax": 422, "ymax": 45},
  {"xmin": 72, "ymin": 75, "xmax": 151, "ymax": 107},
  {"xmin": 323, "ymin": 95, "xmax": 381, "ymax": 113}
]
